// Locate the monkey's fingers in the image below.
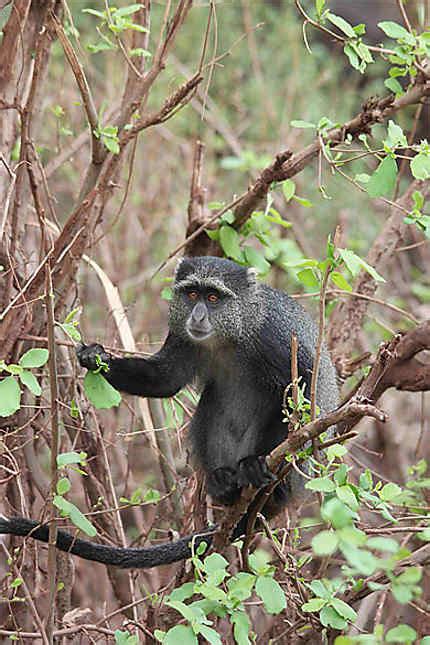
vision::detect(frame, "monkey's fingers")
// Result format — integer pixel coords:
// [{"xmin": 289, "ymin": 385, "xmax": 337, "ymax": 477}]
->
[
  {"xmin": 238, "ymin": 455, "xmax": 275, "ymax": 489},
  {"xmin": 76, "ymin": 343, "xmax": 111, "ymax": 371}
]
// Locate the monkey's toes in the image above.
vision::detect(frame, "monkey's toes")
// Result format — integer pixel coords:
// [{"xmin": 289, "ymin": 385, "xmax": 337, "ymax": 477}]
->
[{"xmin": 238, "ymin": 455, "xmax": 275, "ymax": 489}]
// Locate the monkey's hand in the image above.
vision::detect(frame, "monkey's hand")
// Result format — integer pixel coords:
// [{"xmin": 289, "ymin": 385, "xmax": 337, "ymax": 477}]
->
[
  {"xmin": 76, "ymin": 343, "xmax": 112, "ymax": 372},
  {"xmin": 207, "ymin": 467, "xmax": 241, "ymax": 506},
  {"xmin": 238, "ymin": 455, "xmax": 275, "ymax": 489}
]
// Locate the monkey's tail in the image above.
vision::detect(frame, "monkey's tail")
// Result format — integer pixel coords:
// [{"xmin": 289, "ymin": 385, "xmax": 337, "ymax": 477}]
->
[{"xmin": 0, "ymin": 515, "xmax": 216, "ymax": 569}]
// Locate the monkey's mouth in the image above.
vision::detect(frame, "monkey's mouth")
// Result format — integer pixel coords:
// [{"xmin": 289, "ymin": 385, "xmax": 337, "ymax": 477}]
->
[{"xmin": 186, "ymin": 323, "xmax": 214, "ymax": 342}]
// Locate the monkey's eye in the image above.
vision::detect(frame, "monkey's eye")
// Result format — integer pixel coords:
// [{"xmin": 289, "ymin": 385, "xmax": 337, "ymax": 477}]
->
[
  {"xmin": 207, "ymin": 293, "xmax": 219, "ymax": 304},
  {"xmin": 187, "ymin": 291, "xmax": 199, "ymax": 301}
]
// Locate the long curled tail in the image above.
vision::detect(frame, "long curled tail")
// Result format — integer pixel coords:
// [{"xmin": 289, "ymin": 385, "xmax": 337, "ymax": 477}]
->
[{"xmin": 0, "ymin": 515, "xmax": 216, "ymax": 569}]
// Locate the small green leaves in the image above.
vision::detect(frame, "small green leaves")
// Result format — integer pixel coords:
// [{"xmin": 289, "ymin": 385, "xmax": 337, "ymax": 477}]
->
[
  {"xmin": 19, "ymin": 348, "xmax": 49, "ymax": 368},
  {"xmin": 0, "ymin": 376, "xmax": 21, "ymax": 417},
  {"xmin": 114, "ymin": 630, "xmax": 139, "ymax": 645},
  {"xmin": 411, "ymin": 146, "xmax": 430, "ymax": 180},
  {"xmin": 385, "ymin": 624, "xmax": 417, "ymax": 644},
  {"xmin": 312, "ymin": 530, "xmax": 339, "ymax": 556},
  {"xmin": 57, "ymin": 451, "xmax": 87, "ymax": 468},
  {"xmin": 379, "ymin": 482, "xmax": 402, "ymax": 502},
  {"xmin": 305, "ymin": 476, "xmax": 336, "ymax": 493},
  {"xmin": 19, "ymin": 370, "xmax": 42, "ymax": 396},
  {"xmin": 326, "ymin": 12, "xmax": 355, "ymax": 38},
  {"xmin": 366, "ymin": 156, "xmax": 397, "ymax": 198},
  {"xmin": 53, "ymin": 495, "xmax": 97, "ymax": 537},
  {"xmin": 282, "ymin": 179, "xmax": 296, "ymax": 202},
  {"xmin": 219, "ymin": 225, "xmax": 243, "ymax": 262},
  {"xmin": 83, "ymin": 371, "xmax": 121, "ymax": 409},
  {"xmin": 94, "ymin": 124, "xmax": 120, "ymax": 154},
  {"xmin": 254, "ymin": 576, "xmax": 286, "ymax": 614},
  {"xmin": 290, "ymin": 119, "xmax": 315, "ymax": 129},
  {"xmin": 378, "ymin": 21, "xmax": 416, "ymax": 46}
]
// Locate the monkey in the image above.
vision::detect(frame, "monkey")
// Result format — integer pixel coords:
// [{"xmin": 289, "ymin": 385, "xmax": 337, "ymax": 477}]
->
[{"xmin": 0, "ymin": 256, "xmax": 339, "ymax": 568}]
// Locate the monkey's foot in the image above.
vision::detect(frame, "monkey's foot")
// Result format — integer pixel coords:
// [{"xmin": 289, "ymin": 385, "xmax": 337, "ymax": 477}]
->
[
  {"xmin": 238, "ymin": 455, "xmax": 275, "ymax": 489},
  {"xmin": 77, "ymin": 343, "xmax": 111, "ymax": 371},
  {"xmin": 208, "ymin": 467, "xmax": 241, "ymax": 506}
]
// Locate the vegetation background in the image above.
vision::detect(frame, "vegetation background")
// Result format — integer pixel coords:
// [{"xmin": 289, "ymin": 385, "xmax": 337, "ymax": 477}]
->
[{"xmin": 0, "ymin": 0, "xmax": 429, "ymax": 643}]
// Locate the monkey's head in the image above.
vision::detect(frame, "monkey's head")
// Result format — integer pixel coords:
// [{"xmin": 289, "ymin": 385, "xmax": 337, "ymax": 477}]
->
[{"xmin": 169, "ymin": 256, "xmax": 261, "ymax": 344}]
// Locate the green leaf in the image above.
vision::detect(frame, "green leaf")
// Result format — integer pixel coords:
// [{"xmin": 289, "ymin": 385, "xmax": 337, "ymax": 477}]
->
[
  {"xmin": 83, "ymin": 371, "xmax": 121, "ymax": 409},
  {"xmin": 379, "ymin": 482, "xmax": 402, "ymax": 502},
  {"xmin": 115, "ymin": 4, "xmax": 144, "ymax": 18},
  {"xmin": 305, "ymin": 477, "xmax": 336, "ymax": 493},
  {"xmin": 411, "ymin": 152, "xmax": 430, "ymax": 180},
  {"xmin": 330, "ymin": 598, "xmax": 357, "ymax": 621},
  {"xmin": 56, "ymin": 477, "xmax": 71, "ymax": 495},
  {"xmin": 343, "ymin": 43, "xmax": 360, "ymax": 71},
  {"xmin": 326, "ymin": 12, "xmax": 356, "ymax": 37},
  {"xmin": 227, "ymin": 572, "xmax": 256, "ymax": 601},
  {"xmin": 385, "ymin": 120, "xmax": 408, "ymax": 149},
  {"xmin": 293, "ymin": 195, "xmax": 313, "ymax": 208},
  {"xmin": 367, "ymin": 537, "xmax": 399, "ymax": 553},
  {"xmin": 163, "ymin": 625, "xmax": 198, "ymax": 645},
  {"xmin": 0, "ymin": 376, "xmax": 21, "ymax": 417},
  {"xmin": 290, "ymin": 120, "xmax": 315, "ymax": 129},
  {"xmin": 103, "ymin": 136, "xmax": 120, "ymax": 154},
  {"xmin": 385, "ymin": 77, "xmax": 404, "ymax": 95},
  {"xmin": 57, "ymin": 451, "xmax": 87, "ymax": 467},
  {"xmin": 338, "ymin": 249, "xmax": 385, "ymax": 282},
  {"xmin": 336, "ymin": 485, "xmax": 359, "ymax": 511},
  {"xmin": 302, "ymin": 597, "xmax": 326, "ymax": 612},
  {"xmin": 114, "ymin": 630, "xmax": 139, "ymax": 645},
  {"xmin": 320, "ymin": 605, "xmax": 347, "ymax": 630},
  {"xmin": 19, "ymin": 348, "xmax": 49, "ymax": 368},
  {"xmin": 312, "ymin": 530, "xmax": 339, "ymax": 556},
  {"xmin": 330, "ymin": 271, "xmax": 352, "ymax": 292},
  {"xmin": 392, "ymin": 584, "xmax": 414, "ymax": 604},
  {"xmin": 197, "ymin": 625, "xmax": 222, "ymax": 645},
  {"xmin": 297, "ymin": 268, "xmax": 320, "ymax": 289},
  {"xmin": 341, "ymin": 546, "xmax": 378, "ymax": 575},
  {"xmin": 309, "ymin": 580, "xmax": 331, "ymax": 599},
  {"xmin": 53, "ymin": 496, "xmax": 97, "ymax": 537},
  {"xmin": 19, "ymin": 370, "xmax": 42, "ymax": 396},
  {"xmin": 396, "ymin": 566, "xmax": 422, "ymax": 585},
  {"xmin": 326, "ymin": 444, "xmax": 348, "ymax": 461},
  {"xmin": 168, "ymin": 582, "xmax": 195, "ymax": 602},
  {"xmin": 255, "ymin": 576, "xmax": 286, "ymax": 614},
  {"xmin": 315, "ymin": 0, "xmax": 325, "ymax": 17},
  {"xmin": 129, "ymin": 47, "xmax": 151, "ymax": 58},
  {"xmin": 378, "ymin": 21, "xmax": 416, "ymax": 45},
  {"xmin": 322, "ymin": 498, "xmax": 354, "ymax": 529},
  {"xmin": 243, "ymin": 247, "xmax": 270, "ymax": 274},
  {"xmin": 231, "ymin": 610, "xmax": 252, "ymax": 645},
  {"xmin": 219, "ymin": 226, "xmax": 243, "ymax": 262},
  {"xmin": 203, "ymin": 552, "xmax": 228, "ymax": 574},
  {"xmin": 282, "ymin": 179, "xmax": 296, "ymax": 202},
  {"xmin": 366, "ymin": 156, "xmax": 397, "ymax": 198},
  {"xmin": 386, "ymin": 624, "xmax": 417, "ymax": 644}
]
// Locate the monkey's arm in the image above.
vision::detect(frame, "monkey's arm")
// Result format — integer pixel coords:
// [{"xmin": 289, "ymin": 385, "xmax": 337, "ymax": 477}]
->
[{"xmin": 77, "ymin": 334, "xmax": 195, "ymax": 398}]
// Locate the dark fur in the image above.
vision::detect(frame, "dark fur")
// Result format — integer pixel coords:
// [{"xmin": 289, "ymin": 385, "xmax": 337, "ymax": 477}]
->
[{"xmin": 0, "ymin": 257, "xmax": 339, "ymax": 568}]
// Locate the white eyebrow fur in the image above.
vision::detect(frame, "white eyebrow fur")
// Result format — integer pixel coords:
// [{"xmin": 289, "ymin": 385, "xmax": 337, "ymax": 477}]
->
[{"xmin": 174, "ymin": 275, "xmax": 237, "ymax": 298}]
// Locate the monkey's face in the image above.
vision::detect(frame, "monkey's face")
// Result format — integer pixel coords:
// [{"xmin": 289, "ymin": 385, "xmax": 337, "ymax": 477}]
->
[
  {"xmin": 169, "ymin": 256, "xmax": 260, "ymax": 344},
  {"xmin": 180, "ymin": 284, "xmax": 232, "ymax": 343}
]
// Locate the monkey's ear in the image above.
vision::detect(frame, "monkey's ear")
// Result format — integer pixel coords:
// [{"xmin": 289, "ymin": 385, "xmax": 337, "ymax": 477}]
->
[{"xmin": 247, "ymin": 267, "xmax": 258, "ymax": 288}]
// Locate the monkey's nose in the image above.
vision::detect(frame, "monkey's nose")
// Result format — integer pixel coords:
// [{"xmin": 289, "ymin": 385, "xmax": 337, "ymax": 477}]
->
[{"xmin": 192, "ymin": 302, "xmax": 207, "ymax": 322}]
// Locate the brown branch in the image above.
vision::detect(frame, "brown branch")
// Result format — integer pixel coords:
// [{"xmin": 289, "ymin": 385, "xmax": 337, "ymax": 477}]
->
[
  {"xmin": 45, "ymin": 263, "xmax": 60, "ymax": 641},
  {"xmin": 328, "ymin": 179, "xmax": 430, "ymax": 375},
  {"xmin": 49, "ymin": 12, "xmax": 104, "ymax": 164}
]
